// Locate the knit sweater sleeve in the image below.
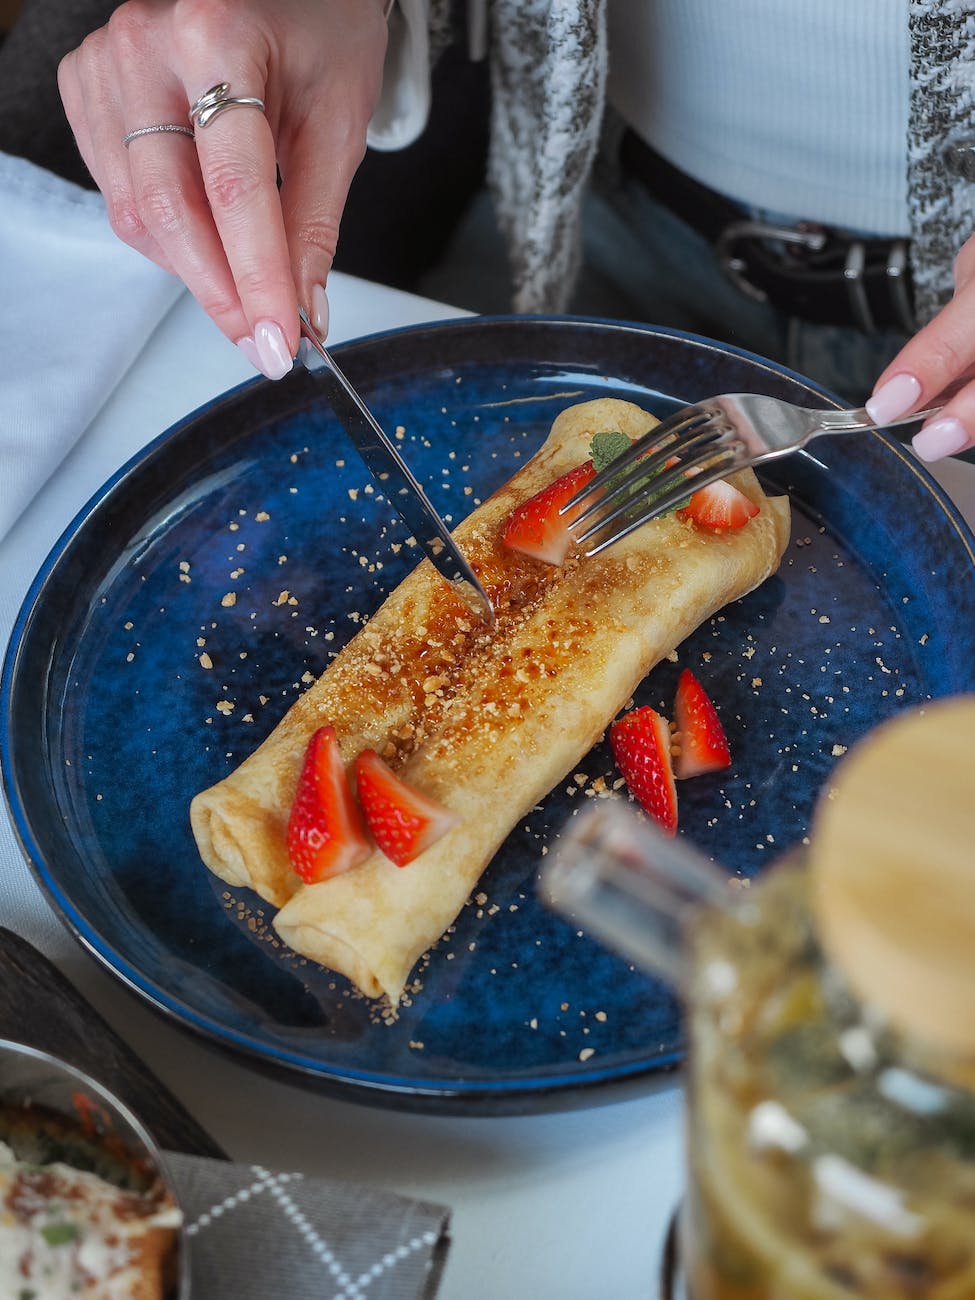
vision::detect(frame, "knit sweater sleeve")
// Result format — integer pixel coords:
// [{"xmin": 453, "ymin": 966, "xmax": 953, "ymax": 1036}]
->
[
  {"xmin": 907, "ymin": 1, "xmax": 975, "ymax": 324},
  {"xmin": 488, "ymin": 0, "xmax": 607, "ymax": 313}
]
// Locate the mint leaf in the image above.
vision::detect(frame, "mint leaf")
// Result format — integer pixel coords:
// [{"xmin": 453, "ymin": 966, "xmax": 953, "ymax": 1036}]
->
[
  {"xmin": 589, "ymin": 430, "xmax": 633, "ymax": 473},
  {"xmin": 588, "ymin": 427, "xmax": 687, "ymax": 521},
  {"xmin": 41, "ymin": 1222, "xmax": 79, "ymax": 1247}
]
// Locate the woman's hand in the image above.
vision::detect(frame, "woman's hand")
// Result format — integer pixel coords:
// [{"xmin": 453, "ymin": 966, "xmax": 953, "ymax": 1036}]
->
[
  {"xmin": 58, "ymin": 0, "xmax": 388, "ymax": 378},
  {"xmin": 867, "ymin": 232, "xmax": 975, "ymax": 460}
]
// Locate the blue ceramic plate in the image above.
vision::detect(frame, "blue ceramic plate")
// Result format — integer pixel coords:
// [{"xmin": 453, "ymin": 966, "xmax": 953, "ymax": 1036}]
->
[{"xmin": 4, "ymin": 317, "xmax": 975, "ymax": 1114}]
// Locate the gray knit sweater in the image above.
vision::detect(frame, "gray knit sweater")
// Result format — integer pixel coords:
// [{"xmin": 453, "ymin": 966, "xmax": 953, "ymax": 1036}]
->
[{"xmin": 439, "ymin": 0, "xmax": 975, "ymax": 326}]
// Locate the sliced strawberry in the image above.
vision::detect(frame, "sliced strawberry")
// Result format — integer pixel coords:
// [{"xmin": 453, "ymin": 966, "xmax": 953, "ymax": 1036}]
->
[
  {"xmin": 355, "ymin": 751, "xmax": 459, "ymax": 867},
  {"xmin": 677, "ymin": 479, "xmax": 759, "ymax": 530},
  {"xmin": 502, "ymin": 461, "xmax": 597, "ymax": 566},
  {"xmin": 672, "ymin": 669, "xmax": 732, "ymax": 779},
  {"xmin": 286, "ymin": 726, "xmax": 372, "ymax": 883},
  {"xmin": 609, "ymin": 706, "xmax": 678, "ymax": 836}
]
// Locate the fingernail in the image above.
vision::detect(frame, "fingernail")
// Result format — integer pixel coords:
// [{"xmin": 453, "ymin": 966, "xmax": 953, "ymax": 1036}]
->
[
  {"xmin": 865, "ymin": 372, "xmax": 922, "ymax": 426},
  {"xmin": 311, "ymin": 284, "xmax": 330, "ymax": 338},
  {"xmin": 911, "ymin": 416, "xmax": 971, "ymax": 461},
  {"xmin": 236, "ymin": 336, "xmax": 261, "ymax": 371},
  {"xmin": 253, "ymin": 319, "xmax": 293, "ymax": 381}
]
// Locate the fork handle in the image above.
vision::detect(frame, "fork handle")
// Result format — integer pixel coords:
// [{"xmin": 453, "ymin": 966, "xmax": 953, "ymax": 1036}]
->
[
  {"xmin": 825, "ymin": 402, "xmax": 945, "ymax": 433},
  {"xmin": 875, "ymin": 403, "xmax": 944, "ymax": 429}
]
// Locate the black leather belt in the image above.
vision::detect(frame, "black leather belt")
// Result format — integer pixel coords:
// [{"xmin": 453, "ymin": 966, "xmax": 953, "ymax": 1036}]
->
[{"xmin": 619, "ymin": 129, "xmax": 916, "ymax": 335}]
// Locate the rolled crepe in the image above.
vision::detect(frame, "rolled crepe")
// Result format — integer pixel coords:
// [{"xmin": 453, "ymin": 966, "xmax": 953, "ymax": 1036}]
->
[{"xmin": 191, "ymin": 398, "xmax": 791, "ymax": 1001}]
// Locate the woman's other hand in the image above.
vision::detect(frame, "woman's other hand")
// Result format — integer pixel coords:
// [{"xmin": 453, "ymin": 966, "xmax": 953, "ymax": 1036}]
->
[
  {"xmin": 867, "ymin": 231, "xmax": 975, "ymax": 460},
  {"xmin": 58, "ymin": 0, "xmax": 388, "ymax": 378}
]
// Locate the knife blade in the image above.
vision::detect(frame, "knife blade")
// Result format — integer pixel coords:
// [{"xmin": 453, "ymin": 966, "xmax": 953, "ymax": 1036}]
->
[{"xmin": 296, "ymin": 308, "xmax": 494, "ymax": 625}]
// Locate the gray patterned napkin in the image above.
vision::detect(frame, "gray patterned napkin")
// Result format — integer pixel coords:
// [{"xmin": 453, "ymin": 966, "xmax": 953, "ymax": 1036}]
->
[{"xmin": 164, "ymin": 1151, "xmax": 451, "ymax": 1300}]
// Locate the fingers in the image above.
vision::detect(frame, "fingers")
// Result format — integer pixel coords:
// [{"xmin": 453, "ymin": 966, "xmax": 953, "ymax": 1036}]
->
[
  {"xmin": 867, "ymin": 291, "xmax": 975, "ymax": 461},
  {"xmin": 867, "ymin": 234, "xmax": 975, "ymax": 461},
  {"xmin": 278, "ymin": 96, "xmax": 372, "ymax": 339},
  {"xmin": 910, "ymin": 380, "xmax": 975, "ymax": 460},
  {"xmin": 58, "ymin": 0, "xmax": 388, "ymax": 380},
  {"xmin": 59, "ymin": 36, "xmax": 176, "ymax": 275},
  {"xmin": 953, "ymin": 234, "xmax": 975, "ymax": 295},
  {"xmin": 111, "ymin": 5, "xmax": 270, "ymax": 354},
  {"xmin": 274, "ymin": 2, "xmax": 387, "ymax": 338},
  {"xmin": 60, "ymin": 2, "xmax": 292, "ymax": 375},
  {"xmin": 61, "ymin": 10, "xmax": 259, "ymax": 356},
  {"xmin": 182, "ymin": 76, "xmax": 297, "ymax": 372}
]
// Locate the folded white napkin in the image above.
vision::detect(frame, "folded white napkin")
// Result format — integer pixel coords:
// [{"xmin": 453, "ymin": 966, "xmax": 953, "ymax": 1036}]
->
[{"xmin": 0, "ymin": 151, "xmax": 182, "ymax": 542}]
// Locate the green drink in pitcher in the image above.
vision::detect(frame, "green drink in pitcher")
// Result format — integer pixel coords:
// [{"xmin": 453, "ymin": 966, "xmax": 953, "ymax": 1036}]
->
[{"xmin": 543, "ymin": 699, "xmax": 975, "ymax": 1299}]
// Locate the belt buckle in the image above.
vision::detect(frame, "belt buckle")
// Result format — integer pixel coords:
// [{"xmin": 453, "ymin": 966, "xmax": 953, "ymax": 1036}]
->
[
  {"xmin": 716, "ymin": 219, "xmax": 916, "ymax": 334},
  {"xmin": 885, "ymin": 239, "xmax": 915, "ymax": 334},
  {"xmin": 838, "ymin": 238, "xmax": 915, "ymax": 334},
  {"xmin": 842, "ymin": 240, "xmax": 876, "ymax": 334},
  {"xmin": 715, "ymin": 219, "xmax": 827, "ymax": 302}
]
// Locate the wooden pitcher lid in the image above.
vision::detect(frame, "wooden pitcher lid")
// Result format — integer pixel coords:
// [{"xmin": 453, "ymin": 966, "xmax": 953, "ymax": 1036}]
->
[{"xmin": 809, "ymin": 696, "xmax": 975, "ymax": 1055}]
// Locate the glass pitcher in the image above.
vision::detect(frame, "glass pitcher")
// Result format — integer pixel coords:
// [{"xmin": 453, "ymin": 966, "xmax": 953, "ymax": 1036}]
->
[{"xmin": 541, "ymin": 802, "xmax": 975, "ymax": 1299}]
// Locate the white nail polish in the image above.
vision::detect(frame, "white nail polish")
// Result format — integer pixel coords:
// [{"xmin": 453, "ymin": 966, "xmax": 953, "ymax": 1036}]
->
[
  {"xmin": 253, "ymin": 319, "xmax": 293, "ymax": 381},
  {"xmin": 911, "ymin": 416, "xmax": 971, "ymax": 462},
  {"xmin": 865, "ymin": 372, "xmax": 922, "ymax": 426},
  {"xmin": 236, "ymin": 336, "xmax": 261, "ymax": 371},
  {"xmin": 311, "ymin": 284, "xmax": 330, "ymax": 338}
]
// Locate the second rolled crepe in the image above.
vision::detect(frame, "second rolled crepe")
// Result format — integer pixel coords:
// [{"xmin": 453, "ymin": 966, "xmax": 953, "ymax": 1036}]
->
[{"xmin": 191, "ymin": 398, "xmax": 791, "ymax": 1002}]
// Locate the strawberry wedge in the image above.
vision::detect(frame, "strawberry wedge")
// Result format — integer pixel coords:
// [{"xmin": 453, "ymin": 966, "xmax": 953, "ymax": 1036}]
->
[
  {"xmin": 355, "ymin": 751, "xmax": 459, "ymax": 867},
  {"xmin": 672, "ymin": 668, "xmax": 732, "ymax": 779},
  {"xmin": 286, "ymin": 726, "xmax": 372, "ymax": 883},
  {"xmin": 609, "ymin": 705, "xmax": 678, "ymax": 836},
  {"xmin": 677, "ymin": 479, "xmax": 759, "ymax": 530},
  {"xmin": 502, "ymin": 461, "xmax": 596, "ymax": 565}
]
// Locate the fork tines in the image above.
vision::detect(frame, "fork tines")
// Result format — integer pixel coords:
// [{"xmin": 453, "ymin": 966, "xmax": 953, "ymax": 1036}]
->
[{"xmin": 562, "ymin": 402, "xmax": 747, "ymax": 556}]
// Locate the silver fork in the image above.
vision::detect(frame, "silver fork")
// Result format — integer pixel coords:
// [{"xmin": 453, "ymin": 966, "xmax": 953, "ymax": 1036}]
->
[{"xmin": 563, "ymin": 394, "xmax": 945, "ymax": 555}]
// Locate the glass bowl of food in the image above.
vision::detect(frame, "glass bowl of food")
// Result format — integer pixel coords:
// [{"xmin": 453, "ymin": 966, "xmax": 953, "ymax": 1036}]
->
[{"xmin": 0, "ymin": 1037, "xmax": 186, "ymax": 1298}]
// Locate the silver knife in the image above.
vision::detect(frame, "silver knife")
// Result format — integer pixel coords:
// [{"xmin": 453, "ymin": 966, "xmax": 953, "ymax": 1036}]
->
[{"xmin": 296, "ymin": 308, "xmax": 494, "ymax": 625}]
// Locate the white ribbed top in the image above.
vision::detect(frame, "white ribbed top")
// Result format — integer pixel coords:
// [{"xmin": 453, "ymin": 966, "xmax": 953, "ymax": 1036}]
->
[{"xmin": 607, "ymin": 0, "xmax": 910, "ymax": 236}]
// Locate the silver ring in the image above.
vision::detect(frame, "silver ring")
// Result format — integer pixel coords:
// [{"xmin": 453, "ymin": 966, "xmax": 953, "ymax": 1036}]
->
[
  {"xmin": 189, "ymin": 82, "xmax": 266, "ymax": 130},
  {"xmin": 121, "ymin": 123, "xmax": 195, "ymax": 148}
]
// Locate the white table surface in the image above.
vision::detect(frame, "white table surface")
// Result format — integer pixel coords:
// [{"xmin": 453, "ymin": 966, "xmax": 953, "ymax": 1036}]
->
[{"xmin": 2, "ymin": 272, "xmax": 974, "ymax": 1300}]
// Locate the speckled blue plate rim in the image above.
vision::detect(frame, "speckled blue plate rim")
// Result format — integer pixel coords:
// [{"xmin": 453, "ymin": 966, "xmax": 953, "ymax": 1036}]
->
[{"xmin": 3, "ymin": 314, "xmax": 974, "ymax": 1115}]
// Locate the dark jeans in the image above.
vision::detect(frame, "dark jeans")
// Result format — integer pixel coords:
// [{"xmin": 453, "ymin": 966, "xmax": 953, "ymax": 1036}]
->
[{"xmin": 580, "ymin": 161, "xmax": 908, "ymax": 407}]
